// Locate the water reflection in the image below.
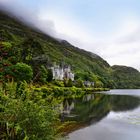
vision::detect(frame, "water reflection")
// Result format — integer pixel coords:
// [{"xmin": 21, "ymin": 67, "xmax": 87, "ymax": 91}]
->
[
  {"xmin": 61, "ymin": 93, "xmax": 140, "ymax": 127},
  {"xmin": 111, "ymin": 95, "xmax": 140, "ymax": 112}
]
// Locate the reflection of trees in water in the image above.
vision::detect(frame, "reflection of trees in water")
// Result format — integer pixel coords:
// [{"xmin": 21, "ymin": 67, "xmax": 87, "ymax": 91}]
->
[
  {"xmin": 110, "ymin": 95, "xmax": 140, "ymax": 112},
  {"xmin": 63, "ymin": 94, "xmax": 110, "ymax": 124},
  {"xmin": 62, "ymin": 94, "xmax": 140, "ymax": 126}
]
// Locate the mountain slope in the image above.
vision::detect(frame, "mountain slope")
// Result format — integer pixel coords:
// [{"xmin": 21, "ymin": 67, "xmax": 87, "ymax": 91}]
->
[
  {"xmin": 111, "ymin": 65, "xmax": 140, "ymax": 88},
  {"xmin": 0, "ymin": 10, "xmax": 140, "ymax": 88}
]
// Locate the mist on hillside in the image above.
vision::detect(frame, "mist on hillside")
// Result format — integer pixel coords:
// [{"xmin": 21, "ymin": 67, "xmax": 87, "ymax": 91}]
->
[{"xmin": 0, "ymin": 0, "xmax": 58, "ymax": 39}]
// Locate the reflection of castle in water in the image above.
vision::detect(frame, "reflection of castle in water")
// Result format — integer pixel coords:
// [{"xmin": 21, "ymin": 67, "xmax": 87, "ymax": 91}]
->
[
  {"xmin": 82, "ymin": 94, "xmax": 95, "ymax": 102},
  {"xmin": 61, "ymin": 94, "xmax": 95, "ymax": 116},
  {"xmin": 62, "ymin": 99, "xmax": 75, "ymax": 115}
]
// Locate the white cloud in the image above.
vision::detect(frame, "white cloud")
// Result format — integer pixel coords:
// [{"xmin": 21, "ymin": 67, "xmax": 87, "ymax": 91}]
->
[
  {"xmin": 38, "ymin": 9, "xmax": 95, "ymax": 42},
  {"xmin": 0, "ymin": 0, "xmax": 58, "ymax": 37},
  {"xmin": 92, "ymin": 18, "xmax": 140, "ymax": 70}
]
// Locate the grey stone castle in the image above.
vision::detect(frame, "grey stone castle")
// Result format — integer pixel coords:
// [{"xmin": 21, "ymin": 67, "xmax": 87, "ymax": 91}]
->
[{"xmin": 51, "ymin": 64, "xmax": 74, "ymax": 81}]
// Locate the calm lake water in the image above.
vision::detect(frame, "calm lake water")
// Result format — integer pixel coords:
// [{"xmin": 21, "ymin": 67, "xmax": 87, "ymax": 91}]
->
[{"xmin": 62, "ymin": 90, "xmax": 140, "ymax": 140}]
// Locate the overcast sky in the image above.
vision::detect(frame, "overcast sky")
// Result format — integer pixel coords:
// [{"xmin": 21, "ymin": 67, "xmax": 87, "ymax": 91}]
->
[{"xmin": 0, "ymin": 0, "xmax": 140, "ymax": 70}]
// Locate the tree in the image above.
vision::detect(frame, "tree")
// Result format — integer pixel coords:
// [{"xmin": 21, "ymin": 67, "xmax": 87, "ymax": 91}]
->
[
  {"xmin": 0, "ymin": 42, "xmax": 21, "ymax": 82},
  {"xmin": 21, "ymin": 38, "xmax": 44, "ymax": 63},
  {"xmin": 39, "ymin": 65, "xmax": 48, "ymax": 83},
  {"xmin": 47, "ymin": 69, "xmax": 53, "ymax": 82},
  {"xmin": 11, "ymin": 63, "xmax": 33, "ymax": 82},
  {"xmin": 67, "ymin": 79, "xmax": 73, "ymax": 87},
  {"xmin": 95, "ymin": 80, "xmax": 104, "ymax": 88},
  {"xmin": 75, "ymin": 79, "xmax": 84, "ymax": 88},
  {"xmin": 64, "ymin": 79, "xmax": 73, "ymax": 87}
]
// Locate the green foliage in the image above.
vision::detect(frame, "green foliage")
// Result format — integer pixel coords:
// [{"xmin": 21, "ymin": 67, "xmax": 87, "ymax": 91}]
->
[
  {"xmin": 75, "ymin": 72, "xmax": 97, "ymax": 82},
  {"xmin": 0, "ymin": 41, "xmax": 21, "ymax": 63},
  {"xmin": 64, "ymin": 79, "xmax": 73, "ymax": 87},
  {"xmin": 0, "ymin": 41, "xmax": 22, "ymax": 82},
  {"xmin": 47, "ymin": 69, "xmax": 53, "ymax": 82},
  {"xmin": 2, "ymin": 41, "xmax": 12, "ymax": 49},
  {"xmin": 67, "ymin": 79, "xmax": 73, "ymax": 87},
  {"xmin": 39, "ymin": 65, "xmax": 48, "ymax": 83},
  {"xmin": 95, "ymin": 80, "xmax": 104, "ymax": 88},
  {"xmin": 52, "ymin": 80, "xmax": 64, "ymax": 87},
  {"xmin": 75, "ymin": 79, "xmax": 84, "ymax": 88},
  {"xmin": 111, "ymin": 65, "xmax": 140, "ymax": 89},
  {"xmin": 10, "ymin": 63, "xmax": 33, "ymax": 82},
  {"xmin": 21, "ymin": 38, "xmax": 44, "ymax": 63},
  {"xmin": 0, "ymin": 82, "xmax": 61, "ymax": 140}
]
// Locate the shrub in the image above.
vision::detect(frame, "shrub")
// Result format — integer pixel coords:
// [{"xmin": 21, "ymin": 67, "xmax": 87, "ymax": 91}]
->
[
  {"xmin": 0, "ymin": 82, "xmax": 61, "ymax": 140},
  {"xmin": 95, "ymin": 80, "xmax": 104, "ymax": 88},
  {"xmin": 52, "ymin": 80, "xmax": 64, "ymax": 87},
  {"xmin": 39, "ymin": 65, "xmax": 48, "ymax": 83},
  {"xmin": 11, "ymin": 63, "xmax": 33, "ymax": 82},
  {"xmin": 47, "ymin": 69, "xmax": 53, "ymax": 82},
  {"xmin": 66, "ymin": 79, "xmax": 73, "ymax": 87},
  {"xmin": 75, "ymin": 79, "xmax": 84, "ymax": 88}
]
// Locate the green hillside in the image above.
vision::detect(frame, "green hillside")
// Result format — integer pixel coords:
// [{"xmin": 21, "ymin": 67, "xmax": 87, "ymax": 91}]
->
[
  {"xmin": 0, "ymin": 10, "xmax": 140, "ymax": 88},
  {"xmin": 111, "ymin": 65, "xmax": 140, "ymax": 88}
]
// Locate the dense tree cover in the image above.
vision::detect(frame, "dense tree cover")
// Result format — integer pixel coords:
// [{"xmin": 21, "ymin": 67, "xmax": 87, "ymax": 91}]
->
[
  {"xmin": 10, "ymin": 63, "xmax": 33, "ymax": 82},
  {"xmin": 0, "ymin": 41, "xmax": 33, "ymax": 83},
  {"xmin": 74, "ymin": 79, "xmax": 84, "ymax": 88},
  {"xmin": 111, "ymin": 65, "xmax": 140, "ymax": 89}
]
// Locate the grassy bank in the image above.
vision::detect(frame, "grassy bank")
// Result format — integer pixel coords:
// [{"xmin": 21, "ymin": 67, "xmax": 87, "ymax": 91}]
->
[{"xmin": 34, "ymin": 86, "xmax": 109, "ymax": 98}]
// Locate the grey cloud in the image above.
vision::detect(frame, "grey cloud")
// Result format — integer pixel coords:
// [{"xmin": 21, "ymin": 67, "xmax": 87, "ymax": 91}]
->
[{"xmin": 0, "ymin": 0, "xmax": 58, "ymax": 38}]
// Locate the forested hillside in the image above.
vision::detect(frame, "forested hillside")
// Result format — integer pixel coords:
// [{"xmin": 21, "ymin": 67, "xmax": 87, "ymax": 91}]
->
[{"xmin": 0, "ymin": 10, "xmax": 140, "ymax": 89}]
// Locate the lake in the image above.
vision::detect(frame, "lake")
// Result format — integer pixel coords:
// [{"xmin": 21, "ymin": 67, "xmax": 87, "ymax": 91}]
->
[{"xmin": 62, "ymin": 90, "xmax": 140, "ymax": 140}]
